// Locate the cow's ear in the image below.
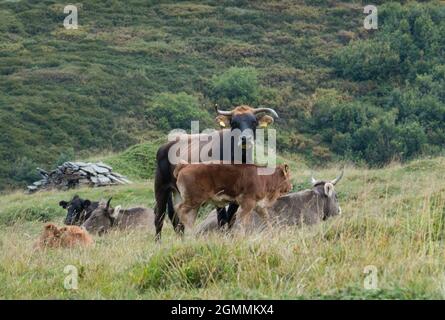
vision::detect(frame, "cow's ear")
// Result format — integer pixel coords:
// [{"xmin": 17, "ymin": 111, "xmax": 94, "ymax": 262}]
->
[
  {"xmin": 83, "ymin": 200, "xmax": 91, "ymax": 208},
  {"xmin": 283, "ymin": 164, "xmax": 290, "ymax": 174},
  {"xmin": 59, "ymin": 201, "xmax": 68, "ymax": 209},
  {"xmin": 280, "ymin": 163, "xmax": 290, "ymax": 177},
  {"xmin": 324, "ymin": 183, "xmax": 334, "ymax": 198},
  {"xmin": 110, "ymin": 205, "xmax": 121, "ymax": 219},
  {"xmin": 45, "ymin": 223, "xmax": 57, "ymax": 230},
  {"xmin": 257, "ymin": 115, "xmax": 274, "ymax": 128},
  {"xmin": 215, "ymin": 115, "xmax": 230, "ymax": 128},
  {"xmin": 45, "ymin": 223, "xmax": 59, "ymax": 236}
]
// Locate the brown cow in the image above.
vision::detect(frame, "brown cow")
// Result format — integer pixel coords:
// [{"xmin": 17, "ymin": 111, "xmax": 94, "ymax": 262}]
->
[
  {"xmin": 173, "ymin": 162, "xmax": 292, "ymax": 232},
  {"xmin": 154, "ymin": 105, "xmax": 279, "ymax": 240},
  {"xmin": 35, "ymin": 223, "xmax": 93, "ymax": 249}
]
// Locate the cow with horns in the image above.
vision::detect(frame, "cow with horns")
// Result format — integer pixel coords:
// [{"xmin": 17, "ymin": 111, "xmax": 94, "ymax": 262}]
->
[{"xmin": 153, "ymin": 105, "xmax": 279, "ymax": 240}]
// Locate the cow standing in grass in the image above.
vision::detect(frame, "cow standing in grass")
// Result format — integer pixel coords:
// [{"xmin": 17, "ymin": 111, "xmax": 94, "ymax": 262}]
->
[
  {"xmin": 173, "ymin": 163, "xmax": 292, "ymax": 232},
  {"xmin": 154, "ymin": 105, "xmax": 279, "ymax": 240}
]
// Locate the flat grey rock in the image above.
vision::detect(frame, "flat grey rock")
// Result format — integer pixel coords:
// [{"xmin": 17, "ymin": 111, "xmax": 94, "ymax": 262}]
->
[
  {"xmin": 27, "ymin": 161, "xmax": 130, "ymax": 192},
  {"xmin": 91, "ymin": 164, "xmax": 110, "ymax": 174}
]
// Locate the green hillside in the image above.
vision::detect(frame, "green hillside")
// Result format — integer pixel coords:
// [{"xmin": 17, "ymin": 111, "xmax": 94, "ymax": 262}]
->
[
  {"xmin": 1, "ymin": 154, "xmax": 444, "ymax": 298},
  {"xmin": 1, "ymin": 0, "xmax": 444, "ymax": 190}
]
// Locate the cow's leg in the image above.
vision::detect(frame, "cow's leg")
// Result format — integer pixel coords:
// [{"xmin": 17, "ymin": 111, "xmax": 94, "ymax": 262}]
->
[
  {"xmin": 176, "ymin": 202, "xmax": 199, "ymax": 233},
  {"xmin": 154, "ymin": 188, "xmax": 169, "ymax": 241},
  {"xmin": 255, "ymin": 205, "xmax": 273, "ymax": 230},
  {"xmin": 236, "ymin": 199, "xmax": 256, "ymax": 234},
  {"xmin": 226, "ymin": 203, "xmax": 239, "ymax": 229},
  {"xmin": 168, "ymin": 191, "xmax": 184, "ymax": 234},
  {"xmin": 216, "ymin": 207, "xmax": 228, "ymax": 228}
]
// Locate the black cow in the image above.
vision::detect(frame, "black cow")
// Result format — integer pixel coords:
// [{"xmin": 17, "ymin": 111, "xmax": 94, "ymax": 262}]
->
[
  {"xmin": 59, "ymin": 195, "xmax": 99, "ymax": 225},
  {"xmin": 154, "ymin": 105, "xmax": 279, "ymax": 240}
]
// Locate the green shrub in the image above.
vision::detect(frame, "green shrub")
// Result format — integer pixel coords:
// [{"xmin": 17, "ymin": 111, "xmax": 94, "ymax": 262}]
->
[
  {"xmin": 148, "ymin": 92, "xmax": 211, "ymax": 131},
  {"xmin": 211, "ymin": 67, "xmax": 260, "ymax": 106},
  {"xmin": 8, "ymin": 157, "xmax": 40, "ymax": 187},
  {"xmin": 334, "ymin": 39, "xmax": 400, "ymax": 81}
]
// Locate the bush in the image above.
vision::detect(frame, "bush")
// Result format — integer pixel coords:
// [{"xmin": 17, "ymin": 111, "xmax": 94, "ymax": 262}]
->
[
  {"xmin": 333, "ymin": 39, "xmax": 400, "ymax": 81},
  {"xmin": 54, "ymin": 148, "xmax": 75, "ymax": 167},
  {"xmin": 353, "ymin": 116, "xmax": 399, "ymax": 166},
  {"xmin": 395, "ymin": 122, "xmax": 427, "ymax": 160},
  {"xmin": 211, "ymin": 67, "xmax": 260, "ymax": 106},
  {"xmin": 148, "ymin": 92, "xmax": 211, "ymax": 131},
  {"xmin": 9, "ymin": 157, "xmax": 40, "ymax": 186}
]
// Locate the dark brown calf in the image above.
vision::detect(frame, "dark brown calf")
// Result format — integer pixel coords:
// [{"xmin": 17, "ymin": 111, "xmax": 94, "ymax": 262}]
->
[{"xmin": 173, "ymin": 163, "xmax": 292, "ymax": 231}]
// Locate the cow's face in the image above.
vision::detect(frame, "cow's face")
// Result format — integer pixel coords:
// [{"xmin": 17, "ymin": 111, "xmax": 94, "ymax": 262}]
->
[
  {"xmin": 59, "ymin": 195, "xmax": 92, "ymax": 225},
  {"xmin": 313, "ymin": 182, "xmax": 341, "ymax": 219},
  {"xmin": 215, "ymin": 105, "xmax": 277, "ymax": 149},
  {"xmin": 311, "ymin": 170, "xmax": 344, "ymax": 219},
  {"xmin": 42, "ymin": 223, "xmax": 61, "ymax": 238},
  {"xmin": 82, "ymin": 198, "xmax": 120, "ymax": 235}
]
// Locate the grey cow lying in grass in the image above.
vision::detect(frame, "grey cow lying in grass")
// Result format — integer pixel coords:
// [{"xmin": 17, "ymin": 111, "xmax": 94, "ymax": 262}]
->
[
  {"xmin": 82, "ymin": 198, "xmax": 155, "ymax": 235},
  {"xmin": 196, "ymin": 171, "xmax": 343, "ymax": 234}
]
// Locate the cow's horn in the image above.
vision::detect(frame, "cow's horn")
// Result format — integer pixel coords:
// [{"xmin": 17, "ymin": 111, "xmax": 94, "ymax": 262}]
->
[
  {"xmin": 252, "ymin": 108, "xmax": 279, "ymax": 118},
  {"xmin": 310, "ymin": 172, "xmax": 318, "ymax": 185},
  {"xmin": 106, "ymin": 197, "xmax": 112, "ymax": 209},
  {"xmin": 331, "ymin": 169, "xmax": 344, "ymax": 185},
  {"xmin": 215, "ymin": 104, "xmax": 233, "ymax": 116}
]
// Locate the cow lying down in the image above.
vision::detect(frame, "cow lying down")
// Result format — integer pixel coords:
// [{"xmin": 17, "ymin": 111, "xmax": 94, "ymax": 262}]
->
[
  {"xmin": 82, "ymin": 198, "xmax": 155, "ymax": 235},
  {"xmin": 59, "ymin": 195, "xmax": 99, "ymax": 226},
  {"xmin": 196, "ymin": 171, "xmax": 343, "ymax": 234},
  {"xmin": 35, "ymin": 223, "xmax": 93, "ymax": 249}
]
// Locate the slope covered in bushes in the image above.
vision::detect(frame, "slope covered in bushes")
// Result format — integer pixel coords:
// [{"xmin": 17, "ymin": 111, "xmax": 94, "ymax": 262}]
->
[{"xmin": 0, "ymin": 1, "xmax": 444, "ymax": 190}]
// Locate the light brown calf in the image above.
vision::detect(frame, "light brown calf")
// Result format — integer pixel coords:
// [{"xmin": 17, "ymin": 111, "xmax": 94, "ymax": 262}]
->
[
  {"xmin": 173, "ymin": 163, "xmax": 292, "ymax": 231},
  {"xmin": 36, "ymin": 223, "xmax": 93, "ymax": 249}
]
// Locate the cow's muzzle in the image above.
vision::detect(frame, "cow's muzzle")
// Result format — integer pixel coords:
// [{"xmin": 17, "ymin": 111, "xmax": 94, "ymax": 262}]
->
[{"xmin": 238, "ymin": 133, "xmax": 254, "ymax": 149}]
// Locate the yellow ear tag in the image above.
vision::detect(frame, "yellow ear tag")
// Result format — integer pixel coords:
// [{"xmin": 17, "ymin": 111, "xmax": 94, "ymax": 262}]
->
[
  {"xmin": 219, "ymin": 121, "xmax": 226, "ymax": 128},
  {"xmin": 259, "ymin": 122, "xmax": 268, "ymax": 128}
]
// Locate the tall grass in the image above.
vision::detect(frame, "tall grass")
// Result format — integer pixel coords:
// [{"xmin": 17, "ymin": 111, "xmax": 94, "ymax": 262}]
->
[{"xmin": 0, "ymin": 157, "xmax": 444, "ymax": 299}]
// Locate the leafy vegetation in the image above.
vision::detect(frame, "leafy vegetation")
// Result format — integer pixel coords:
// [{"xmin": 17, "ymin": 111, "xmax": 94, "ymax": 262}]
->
[
  {"xmin": 211, "ymin": 67, "xmax": 260, "ymax": 106},
  {"xmin": 149, "ymin": 92, "xmax": 212, "ymax": 130},
  {"xmin": 0, "ymin": 1, "xmax": 444, "ymax": 191}
]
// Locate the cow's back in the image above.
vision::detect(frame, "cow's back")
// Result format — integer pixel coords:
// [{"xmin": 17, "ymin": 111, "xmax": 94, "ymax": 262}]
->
[
  {"xmin": 268, "ymin": 190, "xmax": 324, "ymax": 226},
  {"xmin": 117, "ymin": 207, "xmax": 155, "ymax": 230}
]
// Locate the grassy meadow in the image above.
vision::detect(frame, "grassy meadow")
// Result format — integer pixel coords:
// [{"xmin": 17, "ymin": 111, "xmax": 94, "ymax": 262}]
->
[
  {"xmin": 1, "ymin": 156, "xmax": 444, "ymax": 299},
  {"xmin": 1, "ymin": 0, "xmax": 444, "ymax": 299}
]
